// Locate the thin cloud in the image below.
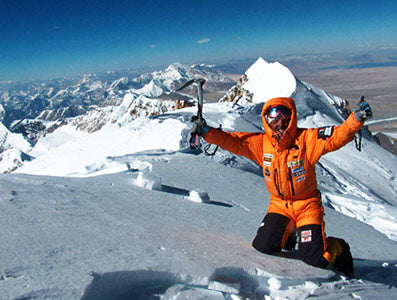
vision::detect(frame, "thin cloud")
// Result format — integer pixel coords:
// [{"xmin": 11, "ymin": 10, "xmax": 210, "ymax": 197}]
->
[
  {"xmin": 197, "ymin": 38, "xmax": 210, "ymax": 44},
  {"xmin": 150, "ymin": 44, "xmax": 157, "ymax": 48}
]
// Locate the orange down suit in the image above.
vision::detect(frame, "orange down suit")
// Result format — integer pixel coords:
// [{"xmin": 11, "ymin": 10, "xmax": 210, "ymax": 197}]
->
[{"xmin": 204, "ymin": 97, "xmax": 364, "ymax": 264}]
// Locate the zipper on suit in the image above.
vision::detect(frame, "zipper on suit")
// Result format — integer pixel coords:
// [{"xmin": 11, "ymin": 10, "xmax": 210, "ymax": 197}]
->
[
  {"xmin": 274, "ymin": 168, "xmax": 284, "ymax": 200},
  {"xmin": 288, "ymin": 167, "xmax": 295, "ymax": 196}
]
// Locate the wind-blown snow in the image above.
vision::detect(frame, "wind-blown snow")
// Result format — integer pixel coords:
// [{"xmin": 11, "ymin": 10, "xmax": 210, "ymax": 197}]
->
[
  {"xmin": 17, "ymin": 117, "xmax": 185, "ymax": 177},
  {"xmin": 2, "ymin": 58, "xmax": 397, "ymax": 299}
]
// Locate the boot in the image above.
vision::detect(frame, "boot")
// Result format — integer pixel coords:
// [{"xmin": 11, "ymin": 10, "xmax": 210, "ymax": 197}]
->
[
  {"xmin": 334, "ymin": 238, "xmax": 354, "ymax": 277},
  {"xmin": 327, "ymin": 237, "xmax": 354, "ymax": 277}
]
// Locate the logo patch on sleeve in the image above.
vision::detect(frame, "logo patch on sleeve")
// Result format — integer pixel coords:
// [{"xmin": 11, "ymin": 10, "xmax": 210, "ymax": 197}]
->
[
  {"xmin": 301, "ymin": 230, "xmax": 312, "ymax": 243},
  {"xmin": 318, "ymin": 126, "xmax": 334, "ymax": 140}
]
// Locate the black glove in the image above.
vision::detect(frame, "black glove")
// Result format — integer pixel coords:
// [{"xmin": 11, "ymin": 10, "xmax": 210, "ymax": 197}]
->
[
  {"xmin": 190, "ymin": 116, "xmax": 210, "ymax": 137},
  {"xmin": 354, "ymin": 96, "xmax": 373, "ymax": 122}
]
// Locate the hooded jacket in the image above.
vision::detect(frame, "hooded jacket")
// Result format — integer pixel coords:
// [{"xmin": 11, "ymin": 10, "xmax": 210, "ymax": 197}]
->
[{"xmin": 204, "ymin": 97, "xmax": 363, "ymax": 206}]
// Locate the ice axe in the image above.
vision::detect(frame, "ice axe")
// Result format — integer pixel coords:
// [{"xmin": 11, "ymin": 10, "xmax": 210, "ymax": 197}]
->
[
  {"xmin": 176, "ymin": 78, "xmax": 206, "ymax": 149},
  {"xmin": 354, "ymin": 95, "xmax": 368, "ymax": 151}
]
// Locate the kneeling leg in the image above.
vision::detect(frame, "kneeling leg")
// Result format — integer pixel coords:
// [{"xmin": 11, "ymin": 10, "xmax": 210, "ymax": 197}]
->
[
  {"xmin": 252, "ymin": 213, "xmax": 295, "ymax": 254},
  {"xmin": 297, "ymin": 224, "xmax": 329, "ymax": 268}
]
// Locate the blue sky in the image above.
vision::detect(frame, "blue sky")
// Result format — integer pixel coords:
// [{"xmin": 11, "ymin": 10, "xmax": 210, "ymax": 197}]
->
[{"xmin": 1, "ymin": 0, "xmax": 396, "ymax": 81}]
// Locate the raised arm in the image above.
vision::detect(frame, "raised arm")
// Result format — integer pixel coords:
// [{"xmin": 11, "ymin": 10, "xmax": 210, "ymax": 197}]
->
[
  {"xmin": 305, "ymin": 112, "xmax": 364, "ymax": 164},
  {"xmin": 204, "ymin": 128, "xmax": 264, "ymax": 166}
]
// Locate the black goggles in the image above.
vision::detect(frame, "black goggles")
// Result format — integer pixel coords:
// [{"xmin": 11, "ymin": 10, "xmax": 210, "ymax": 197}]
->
[{"xmin": 264, "ymin": 105, "xmax": 292, "ymax": 123}]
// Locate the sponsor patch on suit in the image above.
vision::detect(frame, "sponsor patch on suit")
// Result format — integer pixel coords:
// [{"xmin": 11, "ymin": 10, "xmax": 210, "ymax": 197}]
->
[
  {"xmin": 264, "ymin": 167, "xmax": 271, "ymax": 181},
  {"xmin": 263, "ymin": 153, "xmax": 273, "ymax": 167},
  {"xmin": 318, "ymin": 126, "xmax": 334, "ymax": 140},
  {"xmin": 291, "ymin": 166, "xmax": 304, "ymax": 174},
  {"xmin": 301, "ymin": 230, "xmax": 312, "ymax": 243},
  {"xmin": 287, "ymin": 159, "xmax": 304, "ymax": 168},
  {"xmin": 293, "ymin": 170, "xmax": 306, "ymax": 178}
]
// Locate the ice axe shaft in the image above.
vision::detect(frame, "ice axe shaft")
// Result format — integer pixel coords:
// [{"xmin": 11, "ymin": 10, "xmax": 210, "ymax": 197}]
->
[
  {"xmin": 176, "ymin": 78, "xmax": 206, "ymax": 149},
  {"xmin": 195, "ymin": 79, "xmax": 205, "ymax": 120}
]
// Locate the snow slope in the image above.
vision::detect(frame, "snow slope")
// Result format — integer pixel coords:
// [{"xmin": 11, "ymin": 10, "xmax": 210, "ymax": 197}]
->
[
  {"xmin": 1, "ymin": 156, "xmax": 397, "ymax": 299},
  {"xmin": 2, "ymin": 58, "xmax": 397, "ymax": 299}
]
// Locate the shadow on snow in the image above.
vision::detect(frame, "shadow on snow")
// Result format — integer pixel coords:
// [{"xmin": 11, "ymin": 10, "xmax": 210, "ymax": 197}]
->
[
  {"xmin": 80, "ymin": 260, "xmax": 397, "ymax": 300},
  {"xmin": 80, "ymin": 268, "xmax": 260, "ymax": 300}
]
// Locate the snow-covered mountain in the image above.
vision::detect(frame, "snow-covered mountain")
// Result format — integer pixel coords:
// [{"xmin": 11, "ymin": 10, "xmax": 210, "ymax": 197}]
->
[
  {"xmin": 0, "ymin": 63, "xmax": 234, "ymax": 126},
  {"xmin": 0, "ymin": 122, "xmax": 32, "ymax": 173},
  {"xmin": 15, "ymin": 57, "xmax": 397, "ymax": 238},
  {"xmin": 1, "ymin": 58, "xmax": 397, "ymax": 299},
  {"xmin": 4, "ymin": 59, "xmax": 397, "ymax": 228},
  {"xmin": 0, "ymin": 63, "xmax": 235, "ymax": 170},
  {"xmin": 0, "ymin": 103, "xmax": 5, "ymax": 121},
  {"xmin": 132, "ymin": 62, "xmax": 234, "ymax": 98}
]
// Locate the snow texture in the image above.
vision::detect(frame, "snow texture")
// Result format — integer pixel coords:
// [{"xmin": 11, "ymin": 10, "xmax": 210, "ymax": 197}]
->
[{"xmin": 1, "ymin": 58, "xmax": 397, "ymax": 299}]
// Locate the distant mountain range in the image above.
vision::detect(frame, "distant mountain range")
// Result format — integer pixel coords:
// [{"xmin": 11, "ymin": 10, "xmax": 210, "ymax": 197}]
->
[
  {"xmin": 1, "ymin": 49, "xmax": 397, "ymax": 173},
  {"xmin": 0, "ymin": 63, "xmax": 235, "ymax": 140},
  {"xmin": 0, "ymin": 62, "xmax": 238, "ymax": 172}
]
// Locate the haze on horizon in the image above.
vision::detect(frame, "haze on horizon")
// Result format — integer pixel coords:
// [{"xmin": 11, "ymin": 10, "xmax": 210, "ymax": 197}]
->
[{"xmin": 1, "ymin": 0, "xmax": 396, "ymax": 82}]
